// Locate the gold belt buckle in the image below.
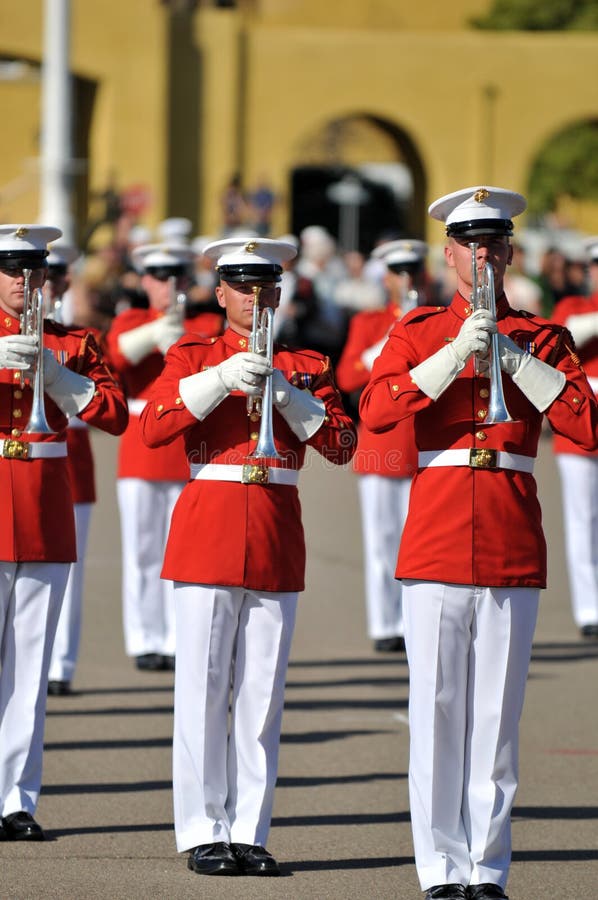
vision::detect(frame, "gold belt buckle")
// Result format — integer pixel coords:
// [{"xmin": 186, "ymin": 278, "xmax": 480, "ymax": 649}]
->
[
  {"xmin": 469, "ymin": 448, "xmax": 497, "ymax": 469},
  {"xmin": 242, "ymin": 463, "xmax": 270, "ymax": 485},
  {"xmin": 2, "ymin": 439, "xmax": 30, "ymax": 460}
]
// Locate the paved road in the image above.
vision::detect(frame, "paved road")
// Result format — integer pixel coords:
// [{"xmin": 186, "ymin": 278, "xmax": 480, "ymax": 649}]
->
[{"xmin": 1, "ymin": 429, "xmax": 597, "ymax": 899}]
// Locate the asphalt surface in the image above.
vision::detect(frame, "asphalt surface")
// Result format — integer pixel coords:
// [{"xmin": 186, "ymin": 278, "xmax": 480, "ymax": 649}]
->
[{"xmin": 1, "ymin": 429, "xmax": 597, "ymax": 899}]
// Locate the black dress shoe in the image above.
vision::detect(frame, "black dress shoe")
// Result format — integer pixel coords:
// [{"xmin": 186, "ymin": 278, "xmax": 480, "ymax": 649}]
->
[
  {"xmin": 231, "ymin": 842, "xmax": 280, "ymax": 876},
  {"xmin": 187, "ymin": 842, "xmax": 239, "ymax": 875},
  {"xmin": 161, "ymin": 655, "xmax": 175, "ymax": 671},
  {"xmin": 47, "ymin": 680, "xmax": 72, "ymax": 696},
  {"xmin": 425, "ymin": 886, "xmax": 467, "ymax": 900},
  {"xmin": 468, "ymin": 885, "xmax": 509, "ymax": 899},
  {"xmin": 374, "ymin": 636, "xmax": 406, "ymax": 652},
  {"xmin": 135, "ymin": 653, "xmax": 164, "ymax": 671},
  {"xmin": 2, "ymin": 811, "xmax": 44, "ymax": 841},
  {"xmin": 580, "ymin": 623, "xmax": 598, "ymax": 639}
]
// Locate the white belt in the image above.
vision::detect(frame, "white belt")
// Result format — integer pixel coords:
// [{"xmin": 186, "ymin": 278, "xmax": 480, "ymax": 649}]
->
[
  {"xmin": 418, "ymin": 449, "xmax": 535, "ymax": 473},
  {"xmin": 190, "ymin": 462, "xmax": 299, "ymax": 486},
  {"xmin": 67, "ymin": 416, "xmax": 88, "ymax": 430},
  {"xmin": 1, "ymin": 439, "xmax": 67, "ymax": 461},
  {"xmin": 127, "ymin": 398, "xmax": 147, "ymax": 416}
]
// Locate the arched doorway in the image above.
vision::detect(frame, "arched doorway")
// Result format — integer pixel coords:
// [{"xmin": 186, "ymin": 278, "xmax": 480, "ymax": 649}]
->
[{"xmin": 289, "ymin": 113, "xmax": 426, "ymax": 251}]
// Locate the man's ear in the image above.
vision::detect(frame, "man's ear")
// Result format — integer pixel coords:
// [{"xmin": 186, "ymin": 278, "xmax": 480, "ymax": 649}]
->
[
  {"xmin": 215, "ymin": 284, "xmax": 226, "ymax": 310},
  {"xmin": 444, "ymin": 242, "xmax": 456, "ymax": 269}
]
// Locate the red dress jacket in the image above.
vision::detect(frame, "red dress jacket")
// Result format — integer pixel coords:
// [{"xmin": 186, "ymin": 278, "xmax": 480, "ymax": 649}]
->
[
  {"xmin": 550, "ymin": 293, "xmax": 598, "ymax": 458},
  {"xmin": 66, "ymin": 423, "xmax": 96, "ymax": 505},
  {"xmin": 140, "ymin": 328, "xmax": 356, "ymax": 591},
  {"xmin": 359, "ymin": 291, "xmax": 598, "ymax": 588},
  {"xmin": 105, "ymin": 308, "xmax": 223, "ymax": 481},
  {"xmin": 336, "ymin": 304, "xmax": 417, "ymax": 479},
  {"xmin": 0, "ymin": 315, "xmax": 128, "ymax": 562}
]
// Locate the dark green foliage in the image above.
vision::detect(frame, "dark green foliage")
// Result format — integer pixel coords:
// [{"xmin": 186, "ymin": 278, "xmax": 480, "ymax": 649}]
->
[
  {"xmin": 471, "ymin": 0, "xmax": 598, "ymax": 31},
  {"xmin": 527, "ymin": 121, "xmax": 598, "ymax": 214}
]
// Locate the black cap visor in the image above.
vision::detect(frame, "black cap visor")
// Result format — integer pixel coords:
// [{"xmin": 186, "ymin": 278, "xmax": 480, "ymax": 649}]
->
[
  {"xmin": 447, "ymin": 218, "xmax": 514, "ymax": 238},
  {"xmin": 145, "ymin": 264, "xmax": 189, "ymax": 281},
  {"xmin": 218, "ymin": 263, "xmax": 282, "ymax": 284},
  {"xmin": 387, "ymin": 261, "xmax": 424, "ymax": 276},
  {"xmin": 0, "ymin": 250, "xmax": 49, "ymax": 272}
]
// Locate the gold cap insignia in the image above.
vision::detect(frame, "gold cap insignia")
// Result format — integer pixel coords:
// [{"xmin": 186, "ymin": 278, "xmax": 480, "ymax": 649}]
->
[
  {"xmin": 15, "ymin": 226, "xmax": 29, "ymax": 238},
  {"xmin": 245, "ymin": 241, "xmax": 257, "ymax": 253},
  {"xmin": 474, "ymin": 189, "xmax": 489, "ymax": 203}
]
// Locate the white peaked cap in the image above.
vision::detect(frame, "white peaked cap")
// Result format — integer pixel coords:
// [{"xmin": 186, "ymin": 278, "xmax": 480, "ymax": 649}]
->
[
  {"xmin": 202, "ymin": 237, "xmax": 297, "ymax": 282},
  {"xmin": 47, "ymin": 243, "xmax": 80, "ymax": 267},
  {"xmin": 428, "ymin": 186, "xmax": 527, "ymax": 237},
  {"xmin": 372, "ymin": 238, "xmax": 428, "ymax": 267},
  {"xmin": 156, "ymin": 217, "xmax": 193, "ymax": 242},
  {"xmin": 0, "ymin": 224, "xmax": 62, "ymax": 255},
  {"xmin": 129, "ymin": 225, "xmax": 153, "ymax": 245},
  {"xmin": 583, "ymin": 236, "xmax": 598, "ymax": 262},
  {"xmin": 131, "ymin": 242, "xmax": 195, "ymax": 272}
]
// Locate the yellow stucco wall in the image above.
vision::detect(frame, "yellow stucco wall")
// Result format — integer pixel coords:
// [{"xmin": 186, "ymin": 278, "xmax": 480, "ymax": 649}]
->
[{"xmin": 0, "ymin": 1, "xmax": 597, "ymax": 246}]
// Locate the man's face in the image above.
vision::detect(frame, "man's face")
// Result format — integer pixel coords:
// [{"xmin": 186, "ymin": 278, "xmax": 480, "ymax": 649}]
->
[
  {"xmin": 141, "ymin": 272, "xmax": 190, "ymax": 313},
  {"xmin": 445, "ymin": 234, "xmax": 513, "ymax": 298},
  {"xmin": 216, "ymin": 280, "xmax": 280, "ymax": 335},
  {"xmin": 0, "ymin": 265, "xmax": 46, "ymax": 318}
]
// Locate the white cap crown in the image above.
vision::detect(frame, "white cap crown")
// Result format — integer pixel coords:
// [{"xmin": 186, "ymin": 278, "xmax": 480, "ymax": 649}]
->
[
  {"xmin": 203, "ymin": 237, "xmax": 297, "ymax": 282},
  {"xmin": 429, "ymin": 186, "xmax": 526, "ymax": 237}
]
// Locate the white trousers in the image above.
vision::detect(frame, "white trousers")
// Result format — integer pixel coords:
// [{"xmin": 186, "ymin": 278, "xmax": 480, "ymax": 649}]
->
[
  {"xmin": 48, "ymin": 502, "xmax": 93, "ymax": 682},
  {"xmin": 172, "ymin": 583, "xmax": 298, "ymax": 852},
  {"xmin": 358, "ymin": 475, "xmax": 411, "ymax": 639},
  {"xmin": 117, "ymin": 478, "xmax": 184, "ymax": 657},
  {"xmin": 556, "ymin": 454, "xmax": 598, "ymax": 627},
  {"xmin": 0, "ymin": 561, "xmax": 68, "ymax": 816},
  {"xmin": 402, "ymin": 580, "xmax": 539, "ymax": 890}
]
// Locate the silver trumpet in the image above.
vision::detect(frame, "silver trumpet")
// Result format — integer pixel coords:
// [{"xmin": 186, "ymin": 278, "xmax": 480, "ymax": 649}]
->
[
  {"xmin": 399, "ymin": 270, "xmax": 419, "ymax": 314},
  {"xmin": 20, "ymin": 268, "xmax": 56, "ymax": 434},
  {"xmin": 469, "ymin": 242, "xmax": 515, "ymax": 425},
  {"xmin": 246, "ymin": 285, "xmax": 281, "ymax": 461},
  {"xmin": 168, "ymin": 274, "xmax": 186, "ymax": 323}
]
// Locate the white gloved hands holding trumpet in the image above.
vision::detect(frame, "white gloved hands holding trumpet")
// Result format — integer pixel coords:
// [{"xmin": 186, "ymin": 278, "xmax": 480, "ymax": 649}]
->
[
  {"xmin": 217, "ymin": 352, "xmax": 272, "ymax": 396},
  {"xmin": 496, "ymin": 333, "xmax": 565, "ymax": 412},
  {"xmin": 0, "ymin": 333, "xmax": 37, "ymax": 370},
  {"xmin": 410, "ymin": 308, "xmax": 496, "ymax": 401},
  {"xmin": 179, "ymin": 354, "xmax": 325, "ymax": 440},
  {"xmin": 179, "ymin": 351, "xmax": 272, "ymax": 421},
  {"xmin": 154, "ymin": 310, "xmax": 185, "ymax": 356}
]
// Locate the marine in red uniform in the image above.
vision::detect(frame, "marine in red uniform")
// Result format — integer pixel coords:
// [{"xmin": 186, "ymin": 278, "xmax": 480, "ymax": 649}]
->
[
  {"xmin": 360, "ymin": 187, "xmax": 598, "ymax": 900},
  {"xmin": 44, "ymin": 243, "xmax": 98, "ymax": 697},
  {"xmin": 336, "ymin": 239, "xmax": 426, "ymax": 652},
  {"xmin": 140, "ymin": 237, "xmax": 356, "ymax": 877},
  {"xmin": 105, "ymin": 241, "xmax": 224, "ymax": 672},
  {"xmin": 550, "ymin": 236, "xmax": 598, "ymax": 637},
  {"xmin": 0, "ymin": 224, "xmax": 127, "ymax": 841}
]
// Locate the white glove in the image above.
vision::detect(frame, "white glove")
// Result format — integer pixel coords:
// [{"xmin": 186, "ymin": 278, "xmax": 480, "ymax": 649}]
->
[
  {"xmin": 154, "ymin": 312, "xmax": 184, "ymax": 355},
  {"xmin": 410, "ymin": 310, "xmax": 495, "ymax": 401},
  {"xmin": 361, "ymin": 336, "xmax": 388, "ymax": 372},
  {"xmin": 496, "ymin": 333, "xmax": 566, "ymax": 412},
  {"xmin": 564, "ymin": 312, "xmax": 598, "ymax": 348},
  {"xmin": 117, "ymin": 320, "xmax": 159, "ymax": 365},
  {"xmin": 179, "ymin": 368, "xmax": 229, "ymax": 421},
  {"xmin": 42, "ymin": 348, "xmax": 96, "ymax": 417},
  {"xmin": 0, "ymin": 334, "xmax": 37, "ymax": 370},
  {"xmin": 271, "ymin": 368, "xmax": 325, "ymax": 441},
  {"xmin": 451, "ymin": 308, "xmax": 496, "ymax": 364},
  {"xmin": 217, "ymin": 352, "xmax": 272, "ymax": 396}
]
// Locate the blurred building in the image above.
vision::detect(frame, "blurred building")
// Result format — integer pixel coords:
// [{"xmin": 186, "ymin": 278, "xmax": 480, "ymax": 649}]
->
[{"xmin": 1, "ymin": 0, "xmax": 597, "ymax": 252}]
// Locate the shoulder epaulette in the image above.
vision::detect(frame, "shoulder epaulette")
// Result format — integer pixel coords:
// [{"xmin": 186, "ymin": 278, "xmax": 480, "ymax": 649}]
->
[
  {"xmin": 179, "ymin": 334, "xmax": 220, "ymax": 348},
  {"xmin": 402, "ymin": 305, "xmax": 448, "ymax": 325}
]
